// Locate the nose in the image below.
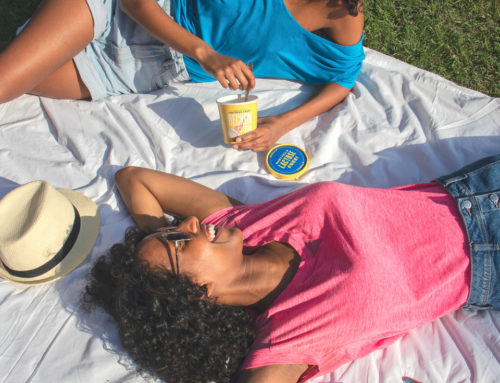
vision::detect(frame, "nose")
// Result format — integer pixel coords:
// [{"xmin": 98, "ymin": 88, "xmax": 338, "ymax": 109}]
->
[{"xmin": 176, "ymin": 216, "xmax": 199, "ymax": 234}]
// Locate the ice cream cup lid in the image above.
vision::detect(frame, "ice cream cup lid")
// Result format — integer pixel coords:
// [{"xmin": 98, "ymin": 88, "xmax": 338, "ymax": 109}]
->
[{"xmin": 266, "ymin": 144, "xmax": 309, "ymax": 180}]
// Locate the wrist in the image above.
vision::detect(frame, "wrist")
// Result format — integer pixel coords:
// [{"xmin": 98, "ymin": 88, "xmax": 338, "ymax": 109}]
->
[{"xmin": 192, "ymin": 43, "xmax": 215, "ymax": 63}]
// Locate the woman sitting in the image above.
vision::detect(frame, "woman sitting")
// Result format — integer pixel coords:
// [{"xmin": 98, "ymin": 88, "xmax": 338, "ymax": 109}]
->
[
  {"xmin": 0, "ymin": 0, "xmax": 365, "ymax": 151},
  {"xmin": 85, "ymin": 154, "xmax": 500, "ymax": 382}
]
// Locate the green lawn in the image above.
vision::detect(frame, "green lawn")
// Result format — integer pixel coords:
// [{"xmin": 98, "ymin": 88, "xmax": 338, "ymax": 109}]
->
[
  {"xmin": 1, "ymin": 0, "xmax": 498, "ymax": 97},
  {"xmin": 0, "ymin": 0, "xmax": 40, "ymax": 44},
  {"xmin": 363, "ymin": 0, "xmax": 499, "ymax": 97}
]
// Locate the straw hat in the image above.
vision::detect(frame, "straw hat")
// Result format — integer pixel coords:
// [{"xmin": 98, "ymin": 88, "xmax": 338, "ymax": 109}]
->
[{"xmin": 0, "ymin": 181, "xmax": 100, "ymax": 285}]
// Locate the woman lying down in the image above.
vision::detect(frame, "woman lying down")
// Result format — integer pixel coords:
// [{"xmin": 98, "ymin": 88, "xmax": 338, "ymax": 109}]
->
[{"xmin": 85, "ymin": 154, "xmax": 500, "ymax": 383}]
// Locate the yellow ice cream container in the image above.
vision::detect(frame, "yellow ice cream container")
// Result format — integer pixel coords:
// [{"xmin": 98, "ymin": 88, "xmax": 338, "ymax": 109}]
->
[{"xmin": 217, "ymin": 94, "xmax": 258, "ymax": 144}]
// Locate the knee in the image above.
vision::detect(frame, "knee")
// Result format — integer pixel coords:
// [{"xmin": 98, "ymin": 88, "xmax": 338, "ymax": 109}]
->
[
  {"xmin": 0, "ymin": 66, "xmax": 27, "ymax": 104},
  {"xmin": 0, "ymin": 53, "xmax": 19, "ymax": 103},
  {"xmin": 0, "ymin": 81, "xmax": 17, "ymax": 104}
]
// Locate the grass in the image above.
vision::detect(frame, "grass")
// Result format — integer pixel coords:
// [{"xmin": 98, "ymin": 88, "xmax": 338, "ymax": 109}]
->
[
  {"xmin": 0, "ymin": 0, "xmax": 40, "ymax": 48},
  {"xmin": 0, "ymin": 0, "xmax": 498, "ymax": 97},
  {"xmin": 363, "ymin": 0, "xmax": 499, "ymax": 97}
]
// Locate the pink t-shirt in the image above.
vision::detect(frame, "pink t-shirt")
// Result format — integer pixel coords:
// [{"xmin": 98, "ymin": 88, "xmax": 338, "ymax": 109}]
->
[{"xmin": 203, "ymin": 181, "xmax": 471, "ymax": 381}]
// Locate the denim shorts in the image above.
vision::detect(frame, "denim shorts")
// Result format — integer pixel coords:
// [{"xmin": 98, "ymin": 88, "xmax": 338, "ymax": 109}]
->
[
  {"xmin": 436, "ymin": 154, "xmax": 500, "ymax": 310},
  {"xmin": 74, "ymin": 0, "xmax": 190, "ymax": 100}
]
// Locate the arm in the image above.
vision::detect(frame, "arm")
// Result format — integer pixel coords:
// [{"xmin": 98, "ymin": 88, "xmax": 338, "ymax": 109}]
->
[
  {"xmin": 236, "ymin": 364, "xmax": 309, "ymax": 383},
  {"xmin": 114, "ymin": 166, "xmax": 242, "ymax": 232},
  {"xmin": 119, "ymin": 0, "xmax": 254, "ymax": 90},
  {"xmin": 232, "ymin": 82, "xmax": 350, "ymax": 151}
]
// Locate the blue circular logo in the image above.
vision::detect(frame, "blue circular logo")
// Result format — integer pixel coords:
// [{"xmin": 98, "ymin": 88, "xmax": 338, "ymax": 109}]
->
[{"xmin": 267, "ymin": 145, "xmax": 308, "ymax": 177}]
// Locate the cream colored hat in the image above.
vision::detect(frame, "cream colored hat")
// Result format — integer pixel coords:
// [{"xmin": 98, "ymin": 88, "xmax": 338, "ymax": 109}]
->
[{"xmin": 0, "ymin": 181, "xmax": 100, "ymax": 285}]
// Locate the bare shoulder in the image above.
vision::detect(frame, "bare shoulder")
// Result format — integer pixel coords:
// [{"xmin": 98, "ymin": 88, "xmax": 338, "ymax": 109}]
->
[
  {"xmin": 236, "ymin": 363, "xmax": 309, "ymax": 383},
  {"xmin": 286, "ymin": 0, "xmax": 364, "ymax": 46},
  {"xmin": 325, "ymin": 0, "xmax": 364, "ymax": 46}
]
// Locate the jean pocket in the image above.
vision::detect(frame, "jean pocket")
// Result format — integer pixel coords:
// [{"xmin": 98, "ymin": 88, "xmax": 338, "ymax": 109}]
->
[{"xmin": 475, "ymin": 191, "xmax": 500, "ymax": 213}]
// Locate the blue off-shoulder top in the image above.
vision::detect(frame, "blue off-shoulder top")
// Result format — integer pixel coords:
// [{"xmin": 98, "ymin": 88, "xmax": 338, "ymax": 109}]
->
[{"xmin": 172, "ymin": 0, "xmax": 365, "ymax": 88}]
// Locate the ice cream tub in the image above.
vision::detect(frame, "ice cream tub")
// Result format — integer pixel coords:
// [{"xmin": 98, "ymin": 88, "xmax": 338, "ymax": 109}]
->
[{"xmin": 217, "ymin": 94, "xmax": 258, "ymax": 144}]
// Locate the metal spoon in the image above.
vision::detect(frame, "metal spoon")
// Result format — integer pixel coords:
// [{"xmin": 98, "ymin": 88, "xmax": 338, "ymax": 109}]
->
[{"xmin": 244, "ymin": 62, "xmax": 253, "ymax": 101}]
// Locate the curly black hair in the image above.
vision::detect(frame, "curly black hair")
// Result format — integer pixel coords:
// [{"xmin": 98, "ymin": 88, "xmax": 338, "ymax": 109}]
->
[
  {"xmin": 83, "ymin": 227, "xmax": 255, "ymax": 383},
  {"xmin": 345, "ymin": 0, "xmax": 362, "ymax": 16}
]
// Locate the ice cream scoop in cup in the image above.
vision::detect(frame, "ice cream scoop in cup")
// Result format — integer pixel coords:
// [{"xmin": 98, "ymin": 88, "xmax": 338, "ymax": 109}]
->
[{"xmin": 217, "ymin": 94, "xmax": 258, "ymax": 145}]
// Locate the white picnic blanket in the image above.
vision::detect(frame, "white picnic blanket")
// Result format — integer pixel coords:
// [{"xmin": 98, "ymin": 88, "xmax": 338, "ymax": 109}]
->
[{"xmin": 1, "ymin": 48, "xmax": 499, "ymax": 383}]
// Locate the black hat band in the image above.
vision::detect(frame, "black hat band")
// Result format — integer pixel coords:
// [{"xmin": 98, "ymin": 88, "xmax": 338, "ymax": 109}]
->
[{"xmin": 1, "ymin": 206, "xmax": 81, "ymax": 279}]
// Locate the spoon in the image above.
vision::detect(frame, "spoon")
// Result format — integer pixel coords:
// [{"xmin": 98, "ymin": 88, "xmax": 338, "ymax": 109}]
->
[{"xmin": 244, "ymin": 62, "xmax": 253, "ymax": 101}]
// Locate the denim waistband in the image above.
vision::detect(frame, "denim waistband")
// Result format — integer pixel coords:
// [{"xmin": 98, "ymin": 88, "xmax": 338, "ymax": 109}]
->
[{"xmin": 436, "ymin": 154, "xmax": 500, "ymax": 310}]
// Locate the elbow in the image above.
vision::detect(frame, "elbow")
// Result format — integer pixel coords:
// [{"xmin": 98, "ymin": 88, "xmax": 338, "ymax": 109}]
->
[
  {"xmin": 335, "ymin": 83, "xmax": 352, "ymax": 103},
  {"xmin": 114, "ymin": 166, "xmax": 140, "ymax": 189},
  {"xmin": 338, "ymin": 83, "xmax": 352, "ymax": 94},
  {"xmin": 343, "ymin": 86, "xmax": 352, "ymax": 99}
]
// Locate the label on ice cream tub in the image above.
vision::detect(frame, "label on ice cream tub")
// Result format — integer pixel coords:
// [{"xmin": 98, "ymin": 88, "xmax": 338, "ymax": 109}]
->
[{"xmin": 266, "ymin": 144, "xmax": 309, "ymax": 180}]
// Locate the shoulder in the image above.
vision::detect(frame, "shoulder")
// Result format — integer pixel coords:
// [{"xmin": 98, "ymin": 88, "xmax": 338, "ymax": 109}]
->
[
  {"xmin": 299, "ymin": 181, "xmax": 340, "ymax": 198},
  {"xmin": 326, "ymin": 2, "xmax": 364, "ymax": 46}
]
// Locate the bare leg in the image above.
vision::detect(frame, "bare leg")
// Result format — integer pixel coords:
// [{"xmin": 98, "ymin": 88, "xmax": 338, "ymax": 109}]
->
[
  {"xmin": 31, "ymin": 59, "xmax": 91, "ymax": 100},
  {"xmin": 0, "ymin": 0, "xmax": 94, "ymax": 103}
]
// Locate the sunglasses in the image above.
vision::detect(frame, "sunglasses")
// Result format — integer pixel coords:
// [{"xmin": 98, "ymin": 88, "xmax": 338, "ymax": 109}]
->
[{"xmin": 149, "ymin": 227, "xmax": 192, "ymax": 275}]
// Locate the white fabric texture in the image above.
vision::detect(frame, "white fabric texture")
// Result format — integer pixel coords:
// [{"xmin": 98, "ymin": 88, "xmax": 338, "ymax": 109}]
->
[{"xmin": 0, "ymin": 48, "xmax": 499, "ymax": 383}]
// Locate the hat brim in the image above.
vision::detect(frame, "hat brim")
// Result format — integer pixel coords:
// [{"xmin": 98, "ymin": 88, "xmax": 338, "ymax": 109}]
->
[{"xmin": 0, "ymin": 189, "xmax": 100, "ymax": 285}]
